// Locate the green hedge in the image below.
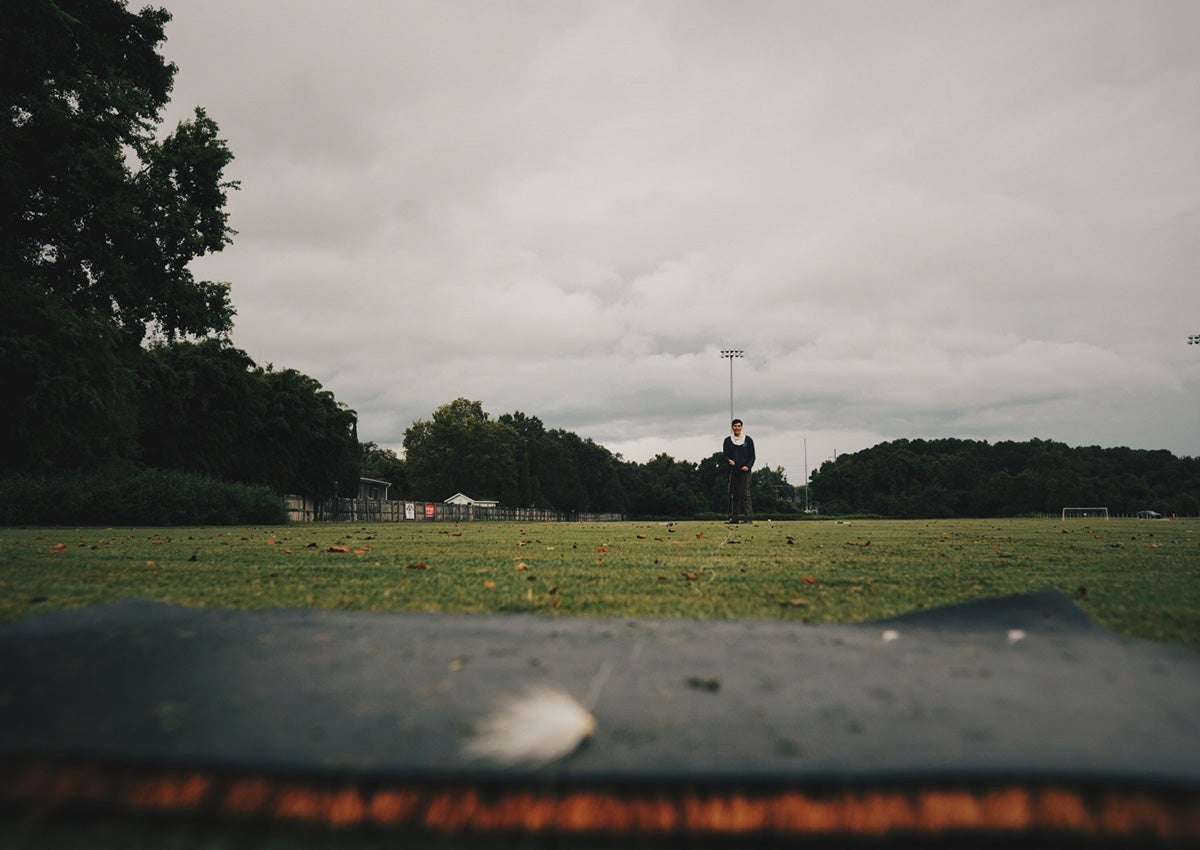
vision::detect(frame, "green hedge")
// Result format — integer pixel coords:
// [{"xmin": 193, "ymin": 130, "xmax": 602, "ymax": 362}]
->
[{"xmin": 0, "ymin": 469, "xmax": 286, "ymax": 526}]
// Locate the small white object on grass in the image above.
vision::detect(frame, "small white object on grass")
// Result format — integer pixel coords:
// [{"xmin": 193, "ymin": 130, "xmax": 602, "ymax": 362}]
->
[
  {"xmin": 464, "ymin": 686, "xmax": 596, "ymax": 766},
  {"xmin": 1006, "ymin": 629, "xmax": 1027, "ymax": 645}
]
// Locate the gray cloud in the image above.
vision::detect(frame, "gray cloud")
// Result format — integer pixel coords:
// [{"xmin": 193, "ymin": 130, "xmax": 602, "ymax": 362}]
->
[{"xmin": 160, "ymin": 0, "xmax": 1200, "ymax": 481}]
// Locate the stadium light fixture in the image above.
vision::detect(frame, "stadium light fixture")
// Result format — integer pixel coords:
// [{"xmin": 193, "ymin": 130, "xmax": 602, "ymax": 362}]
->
[
  {"xmin": 720, "ymin": 349, "xmax": 744, "ymax": 421},
  {"xmin": 1189, "ymin": 334, "xmax": 1200, "ymax": 345}
]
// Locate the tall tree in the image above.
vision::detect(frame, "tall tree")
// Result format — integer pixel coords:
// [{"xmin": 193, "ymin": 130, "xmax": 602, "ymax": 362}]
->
[
  {"xmin": 136, "ymin": 340, "xmax": 360, "ymax": 500},
  {"xmin": 403, "ymin": 399, "xmax": 519, "ymax": 502},
  {"xmin": 1, "ymin": 0, "xmax": 237, "ymax": 472},
  {"xmin": 498, "ymin": 411, "xmax": 546, "ymax": 507}
]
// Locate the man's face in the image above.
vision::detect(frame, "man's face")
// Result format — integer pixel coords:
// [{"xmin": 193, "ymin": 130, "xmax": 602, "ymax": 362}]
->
[{"xmin": 731, "ymin": 423, "xmax": 743, "ymax": 436}]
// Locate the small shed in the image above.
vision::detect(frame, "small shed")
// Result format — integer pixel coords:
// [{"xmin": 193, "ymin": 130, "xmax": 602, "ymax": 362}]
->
[
  {"xmin": 444, "ymin": 493, "xmax": 499, "ymax": 508},
  {"xmin": 358, "ymin": 477, "xmax": 392, "ymax": 501}
]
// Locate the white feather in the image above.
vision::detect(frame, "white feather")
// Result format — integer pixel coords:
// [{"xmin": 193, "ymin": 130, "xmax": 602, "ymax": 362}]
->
[{"xmin": 464, "ymin": 686, "xmax": 596, "ymax": 766}]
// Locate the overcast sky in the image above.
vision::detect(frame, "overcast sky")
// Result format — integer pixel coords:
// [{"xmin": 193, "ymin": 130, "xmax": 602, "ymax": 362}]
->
[{"xmin": 156, "ymin": 0, "xmax": 1200, "ymax": 482}]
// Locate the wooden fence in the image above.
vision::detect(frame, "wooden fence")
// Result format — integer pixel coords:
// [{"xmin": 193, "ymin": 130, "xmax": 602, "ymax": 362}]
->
[{"xmin": 285, "ymin": 496, "xmax": 622, "ymax": 523}]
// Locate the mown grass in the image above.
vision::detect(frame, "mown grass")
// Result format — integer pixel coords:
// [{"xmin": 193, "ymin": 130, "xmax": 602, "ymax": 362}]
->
[{"xmin": 2, "ymin": 517, "xmax": 1197, "ymax": 645}]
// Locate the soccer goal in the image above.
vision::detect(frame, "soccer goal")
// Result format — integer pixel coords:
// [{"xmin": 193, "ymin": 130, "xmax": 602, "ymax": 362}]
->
[{"xmin": 1061, "ymin": 507, "xmax": 1109, "ymax": 520}]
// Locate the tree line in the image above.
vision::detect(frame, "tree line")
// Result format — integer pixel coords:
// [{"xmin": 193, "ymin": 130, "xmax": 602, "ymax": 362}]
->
[
  {"xmin": 808, "ymin": 437, "xmax": 1200, "ymax": 518},
  {"xmin": 363, "ymin": 398, "xmax": 801, "ymax": 518}
]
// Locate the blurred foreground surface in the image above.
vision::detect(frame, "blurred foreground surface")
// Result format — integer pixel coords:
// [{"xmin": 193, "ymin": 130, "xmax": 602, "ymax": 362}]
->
[{"xmin": 1, "ymin": 592, "xmax": 1197, "ymax": 843}]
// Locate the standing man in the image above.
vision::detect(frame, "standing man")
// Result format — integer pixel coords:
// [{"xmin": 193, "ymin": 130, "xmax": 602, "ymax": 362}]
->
[{"xmin": 723, "ymin": 419, "xmax": 755, "ymax": 524}]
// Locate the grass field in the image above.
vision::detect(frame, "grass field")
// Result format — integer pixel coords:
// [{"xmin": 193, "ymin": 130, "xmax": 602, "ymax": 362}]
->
[{"xmin": 2, "ymin": 517, "xmax": 1197, "ymax": 646}]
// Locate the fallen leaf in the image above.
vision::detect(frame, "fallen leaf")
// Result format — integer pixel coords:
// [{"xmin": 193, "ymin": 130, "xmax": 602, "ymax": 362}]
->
[
  {"xmin": 484, "ymin": 580, "xmax": 496, "ymax": 589},
  {"xmin": 327, "ymin": 546, "xmax": 349, "ymax": 553},
  {"xmin": 682, "ymin": 572, "xmax": 698, "ymax": 580},
  {"xmin": 515, "ymin": 562, "xmax": 528, "ymax": 571},
  {"xmin": 801, "ymin": 576, "xmax": 820, "ymax": 585},
  {"xmin": 1075, "ymin": 585, "xmax": 1088, "ymax": 600},
  {"xmin": 780, "ymin": 598, "xmax": 807, "ymax": 607},
  {"xmin": 354, "ymin": 548, "xmax": 369, "ymax": 554},
  {"xmin": 696, "ymin": 533, "xmax": 705, "ymax": 539},
  {"xmin": 597, "ymin": 547, "xmax": 607, "ymax": 553},
  {"xmin": 685, "ymin": 676, "xmax": 720, "ymax": 692},
  {"xmin": 405, "ymin": 561, "xmax": 429, "ymax": 570}
]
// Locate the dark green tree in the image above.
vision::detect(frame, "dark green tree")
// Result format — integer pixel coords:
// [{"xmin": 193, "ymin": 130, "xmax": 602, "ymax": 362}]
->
[
  {"xmin": 2, "ymin": 0, "xmax": 237, "ymax": 472},
  {"xmin": 623, "ymin": 453, "xmax": 702, "ymax": 517},
  {"xmin": 403, "ymin": 399, "xmax": 519, "ymax": 502},
  {"xmin": 136, "ymin": 340, "xmax": 360, "ymax": 500},
  {"xmin": 250, "ymin": 368, "xmax": 360, "ymax": 501},
  {"xmin": 136, "ymin": 338, "xmax": 261, "ymax": 478},
  {"xmin": 498, "ymin": 411, "xmax": 547, "ymax": 507}
]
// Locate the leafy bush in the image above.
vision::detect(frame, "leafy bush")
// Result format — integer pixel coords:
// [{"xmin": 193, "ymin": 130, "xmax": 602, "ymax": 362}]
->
[{"xmin": 0, "ymin": 469, "xmax": 286, "ymax": 526}]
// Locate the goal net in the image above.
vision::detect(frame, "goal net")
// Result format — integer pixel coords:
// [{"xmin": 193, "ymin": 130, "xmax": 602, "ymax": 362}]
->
[{"xmin": 1061, "ymin": 507, "xmax": 1109, "ymax": 520}]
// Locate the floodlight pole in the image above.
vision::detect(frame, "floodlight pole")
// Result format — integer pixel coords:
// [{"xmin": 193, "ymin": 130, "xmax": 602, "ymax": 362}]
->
[{"xmin": 720, "ymin": 349, "xmax": 744, "ymax": 421}]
